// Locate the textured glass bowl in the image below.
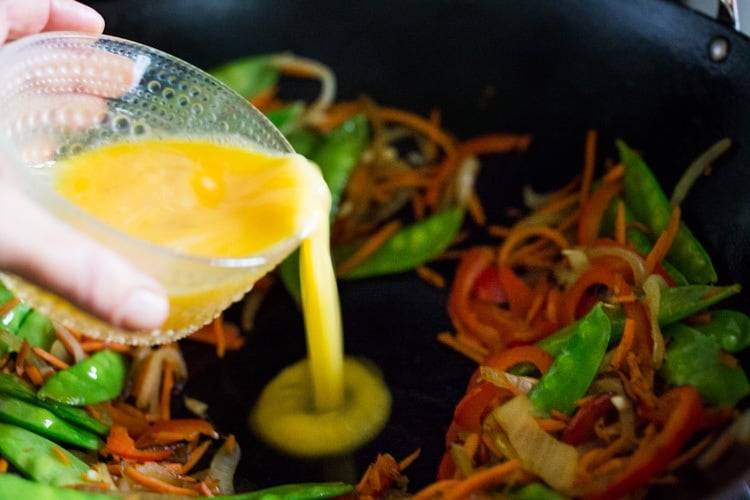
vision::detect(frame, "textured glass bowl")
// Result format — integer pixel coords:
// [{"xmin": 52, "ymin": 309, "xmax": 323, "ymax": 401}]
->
[{"xmin": 0, "ymin": 32, "xmax": 304, "ymax": 345}]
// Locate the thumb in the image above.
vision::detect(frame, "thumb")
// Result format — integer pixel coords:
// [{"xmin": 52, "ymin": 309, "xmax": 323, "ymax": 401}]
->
[{"xmin": 0, "ymin": 183, "xmax": 169, "ymax": 331}]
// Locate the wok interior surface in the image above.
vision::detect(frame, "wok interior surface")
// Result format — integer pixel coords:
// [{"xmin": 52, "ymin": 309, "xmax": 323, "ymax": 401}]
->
[{"xmin": 85, "ymin": 0, "xmax": 750, "ymax": 496}]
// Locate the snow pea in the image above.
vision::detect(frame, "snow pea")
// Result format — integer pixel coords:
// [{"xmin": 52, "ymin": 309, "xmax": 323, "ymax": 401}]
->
[
  {"xmin": 0, "ymin": 372, "xmax": 108, "ymax": 436},
  {"xmin": 38, "ymin": 350, "xmax": 128, "ymax": 406},
  {"xmin": 0, "ymin": 280, "xmax": 14, "ymax": 304},
  {"xmin": 617, "ymin": 140, "xmax": 717, "ymax": 284},
  {"xmin": 15, "ymin": 309, "xmax": 56, "ymax": 350},
  {"xmin": 536, "ymin": 305, "xmax": 625, "ymax": 358},
  {"xmin": 512, "ymin": 482, "xmax": 566, "ymax": 500},
  {"xmin": 0, "ymin": 394, "xmax": 102, "ymax": 450},
  {"xmin": 529, "ymin": 303, "xmax": 611, "ymax": 416},
  {"xmin": 286, "ymin": 128, "xmax": 322, "ymax": 158},
  {"xmin": 0, "ymin": 422, "xmax": 91, "ymax": 487},
  {"xmin": 1, "ymin": 300, "xmax": 31, "ymax": 333},
  {"xmin": 209, "ymin": 54, "xmax": 279, "ymax": 99},
  {"xmin": 661, "ymin": 323, "xmax": 750, "ymax": 407},
  {"xmin": 264, "ymin": 101, "xmax": 305, "ymax": 134},
  {"xmin": 692, "ymin": 309, "xmax": 750, "ymax": 353},
  {"xmin": 658, "ymin": 283, "xmax": 741, "ymax": 326},
  {"xmin": 340, "ymin": 207, "xmax": 465, "ymax": 279},
  {"xmin": 0, "ymin": 473, "xmax": 353, "ymax": 500},
  {"xmin": 312, "ymin": 113, "xmax": 369, "ymax": 221}
]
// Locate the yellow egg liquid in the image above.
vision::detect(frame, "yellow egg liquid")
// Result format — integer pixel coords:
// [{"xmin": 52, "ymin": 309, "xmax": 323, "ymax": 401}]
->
[{"xmin": 53, "ymin": 137, "xmax": 344, "ymax": 410}]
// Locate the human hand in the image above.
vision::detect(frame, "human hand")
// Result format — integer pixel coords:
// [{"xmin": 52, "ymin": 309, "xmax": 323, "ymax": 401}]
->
[{"xmin": 0, "ymin": 0, "xmax": 169, "ymax": 331}]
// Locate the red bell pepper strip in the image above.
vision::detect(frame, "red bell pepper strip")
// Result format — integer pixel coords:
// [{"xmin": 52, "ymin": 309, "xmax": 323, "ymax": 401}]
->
[{"xmin": 584, "ymin": 384, "xmax": 702, "ymax": 500}]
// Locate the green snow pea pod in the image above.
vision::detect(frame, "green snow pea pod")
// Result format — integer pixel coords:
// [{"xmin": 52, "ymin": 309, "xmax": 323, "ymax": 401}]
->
[
  {"xmin": 512, "ymin": 482, "xmax": 566, "ymax": 500},
  {"xmin": 265, "ymin": 101, "xmax": 305, "ymax": 134},
  {"xmin": 0, "ymin": 422, "xmax": 91, "ymax": 487},
  {"xmin": 16, "ymin": 309, "xmax": 56, "ymax": 350},
  {"xmin": 0, "ymin": 474, "xmax": 352, "ymax": 500},
  {"xmin": 0, "ymin": 372, "xmax": 108, "ymax": 436},
  {"xmin": 692, "ymin": 309, "xmax": 750, "ymax": 353},
  {"xmin": 536, "ymin": 304, "xmax": 625, "ymax": 358},
  {"xmin": 311, "ymin": 113, "xmax": 369, "ymax": 221},
  {"xmin": 210, "ymin": 54, "xmax": 279, "ymax": 99},
  {"xmin": 617, "ymin": 140, "xmax": 717, "ymax": 284},
  {"xmin": 0, "ymin": 280, "xmax": 14, "ymax": 304},
  {"xmin": 340, "ymin": 207, "xmax": 465, "ymax": 279},
  {"xmin": 661, "ymin": 323, "xmax": 750, "ymax": 407},
  {"xmin": 38, "ymin": 350, "xmax": 128, "ymax": 406},
  {"xmin": 529, "ymin": 303, "xmax": 611, "ymax": 416},
  {"xmin": 602, "ymin": 196, "xmax": 689, "ymax": 285},
  {"xmin": 657, "ymin": 283, "xmax": 741, "ymax": 326},
  {"xmin": 286, "ymin": 128, "xmax": 322, "ymax": 158},
  {"xmin": 1, "ymin": 300, "xmax": 31, "ymax": 333},
  {"xmin": 0, "ymin": 394, "xmax": 101, "ymax": 450}
]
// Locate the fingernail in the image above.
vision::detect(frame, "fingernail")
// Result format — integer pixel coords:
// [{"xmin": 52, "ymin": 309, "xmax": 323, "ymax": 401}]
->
[{"xmin": 116, "ymin": 288, "xmax": 169, "ymax": 330}]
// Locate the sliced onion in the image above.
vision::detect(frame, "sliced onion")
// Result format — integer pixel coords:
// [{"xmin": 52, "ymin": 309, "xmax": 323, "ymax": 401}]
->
[
  {"xmin": 270, "ymin": 53, "xmax": 336, "ymax": 127},
  {"xmin": 586, "ymin": 245, "xmax": 648, "ymax": 288},
  {"xmin": 208, "ymin": 436, "xmax": 241, "ymax": 495},
  {"xmin": 522, "ymin": 185, "xmax": 554, "ymax": 210},
  {"xmin": 671, "ymin": 138, "xmax": 732, "ymax": 207},
  {"xmin": 492, "ymin": 395, "xmax": 578, "ymax": 492},
  {"xmin": 642, "ymin": 274, "xmax": 667, "ymax": 368},
  {"xmin": 53, "ymin": 323, "xmax": 85, "ymax": 363},
  {"xmin": 133, "ymin": 345, "xmax": 188, "ymax": 413},
  {"xmin": 480, "ymin": 366, "xmax": 538, "ymax": 395}
]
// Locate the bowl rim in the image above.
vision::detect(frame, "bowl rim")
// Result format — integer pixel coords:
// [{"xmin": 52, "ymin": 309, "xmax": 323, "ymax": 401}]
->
[{"xmin": 0, "ymin": 31, "xmax": 315, "ymax": 271}]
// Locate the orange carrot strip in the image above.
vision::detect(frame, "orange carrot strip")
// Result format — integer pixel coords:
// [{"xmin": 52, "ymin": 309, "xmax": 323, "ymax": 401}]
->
[
  {"xmin": 180, "ymin": 439, "xmax": 212, "ymax": 475},
  {"xmin": 24, "ymin": 362, "xmax": 44, "ymax": 386},
  {"xmin": 535, "ymin": 418, "xmax": 568, "ymax": 433},
  {"xmin": 213, "ymin": 316, "xmax": 227, "ymax": 359},
  {"xmin": 0, "ymin": 458, "xmax": 7, "ymax": 473},
  {"xmin": 468, "ymin": 192, "xmax": 486, "ymax": 226},
  {"xmin": 416, "ymin": 265, "xmax": 446, "ymax": 288},
  {"xmin": 335, "ymin": 220, "xmax": 402, "ymax": 276},
  {"xmin": 444, "ymin": 459, "xmax": 520, "ymax": 500},
  {"xmin": 602, "ymin": 163, "xmax": 625, "ymax": 183},
  {"xmin": 123, "ymin": 465, "xmax": 199, "ymax": 496},
  {"xmin": 316, "ymin": 101, "xmax": 362, "ymax": 132},
  {"xmin": 577, "ymin": 180, "xmax": 622, "ymax": 246},
  {"xmin": 412, "ymin": 480, "xmax": 462, "ymax": 500},
  {"xmin": 437, "ymin": 332, "xmax": 486, "ymax": 364},
  {"xmin": 15, "ymin": 340, "xmax": 29, "ymax": 378},
  {"xmin": 611, "ymin": 318, "xmax": 636, "ymax": 370},
  {"xmin": 31, "ymin": 346, "xmax": 70, "ymax": 370},
  {"xmin": 0, "ymin": 297, "xmax": 20, "ymax": 318},
  {"xmin": 646, "ymin": 206, "xmax": 682, "ymax": 274},
  {"xmin": 579, "ymin": 129, "xmax": 598, "ymax": 204},
  {"xmin": 79, "ymin": 341, "xmax": 131, "ymax": 353},
  {"xmin": 106, "ymin": 425, "xmax": 174, "ymax": 462},
  {"xmin": 51, "ymin": 446, "xmax": 71, "ymax": 465},
  {"xmin": 188, "ymin": 320, "xmax": 245, "ymax": 351},
  {"xmin": 498, "ymin": 226, "xmax": 569, "ymax": 266},
  {"xmin": 248, "ymin": 85, "xmax": 277, "ymax": 110},
  {"xmin": 376, "ymin": 107, "xmax": 456, "ymax": 156}
]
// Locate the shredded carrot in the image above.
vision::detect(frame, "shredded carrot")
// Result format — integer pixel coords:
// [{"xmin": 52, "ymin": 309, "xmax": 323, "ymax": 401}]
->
[
  {"xmin": 646, "ymin": 206, "xmax": 681, "ymax": 273},
  {"xmin": 335, "ymin": 220, "xmax": 402, "ymax": 276},
  {"xmin": 181, "ymin": 439, "xmax": 212, "ymax": 474},
  {"xmin": 437, "ymin": 332, "xmax": 487, "ymax": 364},
  {"xmin": 51, "ymin": 446, "xmax": 71, "ymax": 466},
  {"xmin": 602, "ymin": 163, "xmax": 625, "ymax": 183},
  {"xmin": 498, "ymin": 226, "xmax": 570, "ymax": 266},
  {"xmin": 79, "ymin": 340, "xmax": 131, "ymax": 353},
  {"xmin": 535, "ymin": 418, "xmax": 568, "ymax": 433},
  {"xmin": 579, "ymin": 129, "xmax": 598, "ymax": 204},
  {"xmin": 316, "ymin": 100, "xmax": 362, "ymax": 131},
  {"xmin": 24, "ymin": 362, "xmax": 44, "ymax": 386},
  {"xmin": 15, "ymin": 339, "xmax": 29, "ymax": 378},
  {"xmin": 0, "ymin": 297, "xmax": 20, "ymax": 317},
  {"xmin": 398, "ymin": 449, "xmax": 421, "ymax": 471},
  {"xmin": 375, "ymin": 107, "xmax": 456, "ymax": 157},
  {"xmin": 443, "ymin": 459, "xmax": 520, "ymax": 500},
  {"xmin": 611, "ymin": 318, "xmax": 636, "ymax": 370},
  {"xmin": 0, "ymin": 458, "xmax": 7, "ymax": 473},
  {"xmin": 248, "ymin": 85, "xmax": 278, "ymax": 110},
  {"xmin": 31, "ymin": 346, "xmax": 70, "ymax": 370},
  {"xmin": 123, "ymin": 465, "xmax": 199, "ymax": 496},
  {"xmin": 416, "ymin": 265, "xmax": 446, "ymax": 288},
  {"xmin": 468, "ymin": 192, "xmax": 487, "ymax": 226},
  {"xmin": 412, "ymin": 479, "xmax": 461, "ymax": 500}
]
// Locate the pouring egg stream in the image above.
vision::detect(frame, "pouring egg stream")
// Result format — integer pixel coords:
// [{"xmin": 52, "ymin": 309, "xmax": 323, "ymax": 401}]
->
[{"xmin": 52, "ymin": 135, "xmax": 392, "ymax": 457}]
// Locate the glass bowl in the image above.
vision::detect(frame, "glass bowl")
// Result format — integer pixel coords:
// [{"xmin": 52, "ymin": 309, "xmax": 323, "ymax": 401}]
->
[{"xmin": 0, "ymin": 32, "xmax": 310, "ymax": 345}]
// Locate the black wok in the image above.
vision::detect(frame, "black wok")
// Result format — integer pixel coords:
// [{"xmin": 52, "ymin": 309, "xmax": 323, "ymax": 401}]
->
[{"xmin": 82, "ymin": 0, "xmax": 750, "ymax": 497}]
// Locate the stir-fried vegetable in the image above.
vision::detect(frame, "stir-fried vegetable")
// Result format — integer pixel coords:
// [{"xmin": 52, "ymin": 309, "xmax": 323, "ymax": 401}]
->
[{"xmin": 427, "ymin": 133, "xmax": 748, "ymax": 498}]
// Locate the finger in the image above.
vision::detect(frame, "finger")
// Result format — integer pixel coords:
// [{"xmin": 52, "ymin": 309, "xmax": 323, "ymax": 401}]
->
[
  {"xmin": 1, "ymin": 0, "xmax": 104, "ymax": 43},
  {"xmin": 0, "ymin": 183, "xmax": 169, "ymax": 331}
]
